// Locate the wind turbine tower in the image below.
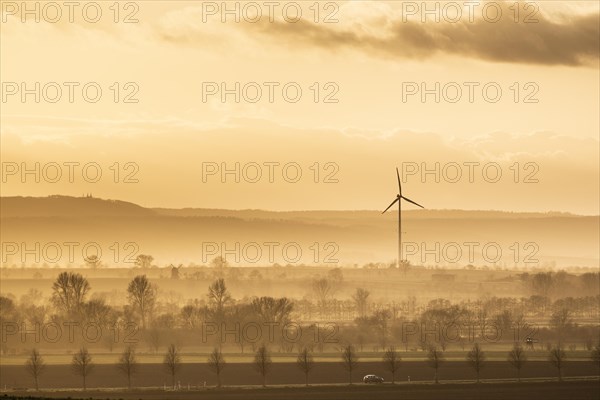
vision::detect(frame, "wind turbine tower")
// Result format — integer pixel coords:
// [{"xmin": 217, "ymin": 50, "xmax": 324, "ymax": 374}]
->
[{"xmin": 382, "ymin": 167, "xmax": 424, "ymax": 269}]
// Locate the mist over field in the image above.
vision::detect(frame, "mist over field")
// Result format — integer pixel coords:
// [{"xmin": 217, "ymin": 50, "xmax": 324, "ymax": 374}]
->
[
  {"xmin": 2, "ymin": 0, "xmax": 599, "ymax": 399},
  {"xmin": 1, "ymin": 196, "xmax": 598, "ymax": 268},
  {"xmin": 1, "ymin": 195, "xmax": 598, "ymax": 399}
]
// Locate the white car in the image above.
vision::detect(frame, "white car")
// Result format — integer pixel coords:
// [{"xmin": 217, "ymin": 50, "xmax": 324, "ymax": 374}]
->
[{"xmin": 363, "ymin": 374, "xmax": 384, "ymax": 384}]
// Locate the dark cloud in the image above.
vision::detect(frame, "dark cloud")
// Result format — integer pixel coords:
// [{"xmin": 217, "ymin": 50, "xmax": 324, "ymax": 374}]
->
[
  {"xmin": 161, "ymin": 3, "xmax": 599, "ymax": 66},
  {"xmin": 259, "ymin": 8, "xmax": 599, "ymax": 66}
]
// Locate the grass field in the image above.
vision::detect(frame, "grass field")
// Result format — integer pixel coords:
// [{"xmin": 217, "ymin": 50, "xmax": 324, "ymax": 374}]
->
[
  {"xmin": 1, "ymin": 360, "xmax": 598, "ymax": 389},
  {"xmin": 1, "ymin": 380, "xmax": 599, "ymax": 400}
]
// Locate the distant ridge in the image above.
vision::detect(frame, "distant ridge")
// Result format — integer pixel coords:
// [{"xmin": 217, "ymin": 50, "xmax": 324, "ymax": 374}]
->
[
  {"xmin": 0, "ymin": 196, "xmax": 597, "ymax": 267},
  {"xmin": 0, "ymin": 195, "xmax": 155, "ymax": 218},
  {"xmin": 0, "ymin": 195, "xmax": 584, "ymax": 219}
]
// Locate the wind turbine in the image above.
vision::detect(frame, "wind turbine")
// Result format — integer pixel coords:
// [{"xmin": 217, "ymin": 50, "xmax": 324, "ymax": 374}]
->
[{"xmin": 382, "ymin": 167, "xmax": 424, "ymax": 269}]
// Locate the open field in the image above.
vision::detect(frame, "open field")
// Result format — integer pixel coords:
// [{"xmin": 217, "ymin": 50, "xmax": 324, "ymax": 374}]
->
[
  {"xmin": 1, "ymin": 361, "xmax": 598, "ymax": 389},
  {"xmin": 1, "ymin": 380, "xmax": 600, "ymax": 400}
]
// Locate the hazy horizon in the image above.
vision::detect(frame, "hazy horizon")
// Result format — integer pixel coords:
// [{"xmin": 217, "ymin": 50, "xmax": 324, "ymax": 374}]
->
[
  {"xmin": 1, "ymin": 1, "xmax": 599, "ymax": 398},
  {"xmin": 1, "ymin": 194, "xmax": 598, "ymax": 216},
  {"xmin": 0, "ymin": 193, "xmax": 600, "ymax": 217},
  {"xmin": 2, "ymin": 195, "xmax": 598, "ymax": 268}
]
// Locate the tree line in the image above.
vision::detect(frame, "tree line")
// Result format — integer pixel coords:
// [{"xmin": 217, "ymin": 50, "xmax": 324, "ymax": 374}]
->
[
  {"xmin": 2, "ymin": 272, "xmax": 599, "ymax": 355},
  {"xmin": 24, "ymin": 342, "xmax": 600, "ymax": 390}
]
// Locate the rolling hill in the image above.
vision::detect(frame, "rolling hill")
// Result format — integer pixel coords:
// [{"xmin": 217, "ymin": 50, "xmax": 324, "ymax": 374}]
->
[{"xmin": 1, "ymin": 196, "xmax": 598, "ymax": 268}]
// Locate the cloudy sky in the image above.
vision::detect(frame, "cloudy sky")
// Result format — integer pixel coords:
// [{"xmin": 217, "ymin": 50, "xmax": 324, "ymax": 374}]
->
[{"xmin": 1, "ymin": 1, "xmax": 599, "ymax": 214}]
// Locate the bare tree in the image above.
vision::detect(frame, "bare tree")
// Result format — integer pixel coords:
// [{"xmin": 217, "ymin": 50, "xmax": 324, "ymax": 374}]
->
[
  {"xmin": 548, "ymin": 346, "xmax": 566, "ymax": 381},
  {"xmin": 312, "ymin": 278, "xmax": 334, "ymax": 311},
  {"xmin": 351, "ymin": 288, "xmax": 370, "ymax": 317},
  {"xmin": 549, "ymin": 309, "xmax": 573, "ymax": 347},
  {"xmin": 52, "ymin": 272, "xmax": 90, "ymax": 316},
  {"xmin": 207, "ymin": 347, "xmax": 226, "ymax": 388},
  {"xmin": 134, "ymin": 254, "xmax": 154, "ymax": 269},
  {"xmin": 82, "ymin": 298, "xmax": 112, "ymax": 328},
  {"xmin": 127, "ymin": 275, "xmax": 156, "ymax": 329},
  {"xmin": 296, "ymin": 347, "xmax": 315, "ymax": 386},
  {"xmin": 466, "ymin": 343, "xmax": 486, "ymax": 383},
  {"xmin": 383, "ymin": 346, "xmax": 401, "ymax": 384},
  {"xmin": 372, "ymin": 310, "xmax": 392, "ymax": 349},
  {"xmin": 210, "ymin": 256, "xmax": 230, "ymax": 270},
  {"xmin": 207, "ymin": 278, "xmax": 231, "ymax": 321},
  {"xmin": 25, "ymin": 348, "xmax": 46, "ymax": 390},
  {"xmin": 427, "ymin": 346, "xmax": 445, "ymax": 384},
  {"xmin": 507, "ymin": 343, "xmax": 527, "ymax": 382},
  {"xmin": 530, "ymin": 272, "xmax": 554, "ymax": 311},
  {"xmin": 70, "ymin": 274, "xmax": 91, "ymax": 311},
  {"xmin": 71, "ymin": 347, "xmax": 94, "ymax": 390},
  {"xmin": 164, "ymin": 344, "xmax": 181, "ymax": 389},
  {"xmin": 253, "ymin": 344, "xmax": 272, "ymax": 387},
  {"xmin": 117, "ymin": 346, "xmax": 138, "ymax": 389},
  {"xmin": 251, "ymin": 296, "xmax": 294, "ymax": 326},
  {"xmin": 341, "ymin": 344, "xmax": 359, "ymax": 385}
]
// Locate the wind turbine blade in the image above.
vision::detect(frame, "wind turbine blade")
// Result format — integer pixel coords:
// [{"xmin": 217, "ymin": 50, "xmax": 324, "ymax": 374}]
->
[
  {"xmin": 396, "ymin": 167, "xmax": 402, "ymax": 195},
  {"xmin": 401, "ymin": 196, "xmax": 424, "ymax": 209},
  {"xmin": 382, "ymin": 197, "xmax": 399, "ymax": 213}
]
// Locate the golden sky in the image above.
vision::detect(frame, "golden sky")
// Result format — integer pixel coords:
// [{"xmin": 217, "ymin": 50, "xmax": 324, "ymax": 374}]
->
[{"xmin": 1, "ymin": 1, "xmax": 599, "ymax": 214}]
